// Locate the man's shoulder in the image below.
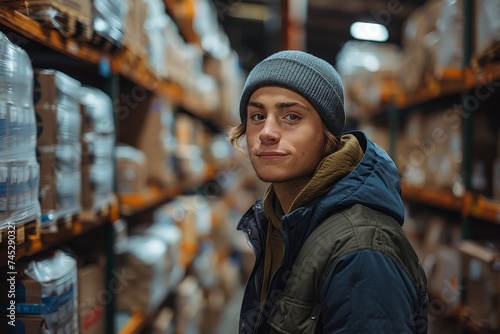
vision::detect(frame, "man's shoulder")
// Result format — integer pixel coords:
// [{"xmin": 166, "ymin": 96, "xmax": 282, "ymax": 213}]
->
[
  {"xmin": 302, "ymin": 204, "xmax": 406, "ymax": 259},
  {"xmin": 315, "ymin": 204, "xmax": 401, "ymax": 237}
]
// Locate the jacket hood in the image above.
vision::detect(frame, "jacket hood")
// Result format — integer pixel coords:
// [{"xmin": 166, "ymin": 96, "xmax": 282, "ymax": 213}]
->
[{"xmin": 310, "ymin": 130, "xmax": 404, "ymax": 226}]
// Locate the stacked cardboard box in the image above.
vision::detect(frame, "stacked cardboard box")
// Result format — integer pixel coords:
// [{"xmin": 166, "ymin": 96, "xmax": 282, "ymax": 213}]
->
[{"xmin": 34, "ymin": 69, "xmax": 82, "ymax": 232}]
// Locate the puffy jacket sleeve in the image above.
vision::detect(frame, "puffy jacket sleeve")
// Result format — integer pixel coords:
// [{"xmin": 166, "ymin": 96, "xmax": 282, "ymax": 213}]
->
[{"xmin": 320, "ymin": 249, "xmax": 427, "ymax": 333}]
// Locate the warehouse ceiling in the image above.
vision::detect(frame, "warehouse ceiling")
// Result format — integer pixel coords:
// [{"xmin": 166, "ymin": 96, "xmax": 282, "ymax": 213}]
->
[{"xmin": 217, "ymin": 0, "xmax": 428, "ymax": 71}]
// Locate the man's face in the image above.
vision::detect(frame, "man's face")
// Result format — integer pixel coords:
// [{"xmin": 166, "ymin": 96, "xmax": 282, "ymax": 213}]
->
[{"xmin": 245, "ymin": 86, "xmax": 327, "ymax": 187}]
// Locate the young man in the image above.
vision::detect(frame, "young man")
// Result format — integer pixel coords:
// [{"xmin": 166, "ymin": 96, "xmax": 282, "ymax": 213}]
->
[{"xmin": 228, "ymin": 50, "xmax": 428, "ymax": 333}]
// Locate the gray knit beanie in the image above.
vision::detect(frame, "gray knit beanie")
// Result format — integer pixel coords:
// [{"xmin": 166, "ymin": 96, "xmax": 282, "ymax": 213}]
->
[{"xmin": 239, "ymin": 50, "xmax": 345, "ymax": 136}]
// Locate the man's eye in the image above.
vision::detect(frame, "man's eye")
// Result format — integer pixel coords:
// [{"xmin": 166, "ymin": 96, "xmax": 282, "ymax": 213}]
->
[
  {"xmin": 285, "ymin": 114, "xmax": 300, "ymax": 121},
  {"xmin": 250, "ymin": 114, "xmax": 265, "ymax": 121}
]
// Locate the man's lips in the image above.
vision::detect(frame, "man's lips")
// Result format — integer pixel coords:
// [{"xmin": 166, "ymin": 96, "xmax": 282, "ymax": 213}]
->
[{"xmin": 256, "ymin": 151, "xmax": 288, "ymax": 160}]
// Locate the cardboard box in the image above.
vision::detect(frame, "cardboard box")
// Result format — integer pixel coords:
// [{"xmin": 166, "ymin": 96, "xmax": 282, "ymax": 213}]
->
[
  {"xmin": 123, "ymin": 0, "xmax": 148, "ymax": 57},
  {"xmin": 81, "ymin": 163, "xmax": 114, "ymax": 211},
  {"xmin": 116, "ymin": 157, "xmax": 148, "ymax": 194},
  {"xmin": 78, "ymin": 263, "xmax": 106, "ymax": 334},
  {"xmin": 136, "ymin": 97, "xmax": 177, "ymax": 188},
  {"xmin": 7, "ymin": 315, "xmax": 47, "ymax": 333},
  {"xmin": 37, "ymin": 145, "xmax": 81, "ymax": 217},
  {"xmin": 425, "ymin": 245, "xmax": 461, "ymax": 317},
  {"xmin": 81, "ymin": 134, "xmax": 115, "ymax": 166},
  {"xmin": 115, "ymin": 236, "xmax": 171, "ymax": 312},
  {"xmin": 459, "ymin": 240, "xmax": 500, "ymax": 331},
  {"xmin": 34, "ymin": 70, "xmax": 81, "ymax": 147},
  {"xmin": 13, "ymin": 277, "xmax": 78, "ymax": 332}
]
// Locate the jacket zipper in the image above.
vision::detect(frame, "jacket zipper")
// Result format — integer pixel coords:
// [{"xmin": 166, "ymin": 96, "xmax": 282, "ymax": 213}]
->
[{"xmin": 240, "ymin": 203, "xmax": 267, "ymax": 334}]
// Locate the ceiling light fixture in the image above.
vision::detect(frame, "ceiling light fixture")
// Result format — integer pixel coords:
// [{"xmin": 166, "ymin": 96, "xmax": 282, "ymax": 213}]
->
[{"xmin": 349, "ymin": 22, "xmax": 389, "ymax": 42}]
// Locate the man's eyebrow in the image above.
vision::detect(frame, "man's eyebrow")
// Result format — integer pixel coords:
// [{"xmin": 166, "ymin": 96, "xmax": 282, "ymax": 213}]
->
[
  {"xmin": 276, "ymin": 102, "xmax": 310, "ymax": 110},
  {"xmin": 248, "ymin": 101, "xmax": 264, "ymax": 108},
  {"xmin": 247, "ymin": 101, "xmax": 310, "ymax": 110}
]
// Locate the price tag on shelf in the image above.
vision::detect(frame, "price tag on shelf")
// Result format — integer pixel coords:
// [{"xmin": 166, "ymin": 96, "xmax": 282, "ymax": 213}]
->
[{"xmin": 99, "ymin": 57, "xmax": 111, "ymax": 78}]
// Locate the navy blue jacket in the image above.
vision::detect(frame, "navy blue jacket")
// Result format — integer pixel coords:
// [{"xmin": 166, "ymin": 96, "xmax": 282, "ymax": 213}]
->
[{"xmin": 237, "ymin": 131, "xmax": 428, "ymax": 333}]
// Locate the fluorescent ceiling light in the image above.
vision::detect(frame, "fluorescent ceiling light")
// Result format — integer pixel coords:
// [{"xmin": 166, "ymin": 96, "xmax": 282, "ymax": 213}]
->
[
  {"xmin": 350, "ymin": 22, "xmax": 389, "ymax": 42},
  {"xmin": 363, "ymin": 54, "xmax": 380, "ymax": 72}
]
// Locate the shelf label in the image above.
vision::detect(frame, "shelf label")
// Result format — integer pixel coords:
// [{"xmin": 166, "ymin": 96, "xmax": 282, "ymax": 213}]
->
[{"xmin": 98, "ymin": 57, "xmax": 111, "ymax": 78}]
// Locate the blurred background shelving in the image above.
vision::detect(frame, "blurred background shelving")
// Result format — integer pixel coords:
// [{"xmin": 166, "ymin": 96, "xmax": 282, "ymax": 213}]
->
[{"xmin": 0, "ymin": 0, "xmax": 499, "ymax": 334}]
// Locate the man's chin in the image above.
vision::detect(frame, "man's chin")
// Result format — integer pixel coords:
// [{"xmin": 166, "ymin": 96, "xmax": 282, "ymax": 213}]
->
[{"xmin": 255, "ymin": 173, "xmax": 289, "ymax": 184}]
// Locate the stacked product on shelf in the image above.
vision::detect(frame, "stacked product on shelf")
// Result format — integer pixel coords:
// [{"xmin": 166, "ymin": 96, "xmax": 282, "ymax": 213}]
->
[
  {"xmin": 92, "ymin": 0, "xmax": 127, "ymax": 48},
  {"xmin": 123, "ymin": 0, "xmax": 149, "ymax": 59},
  {"xmin": 143, "ymin": 0, "xmax": 170, "ymax": 78},
  {"xmin": 459, "ymin": 239, "xmax": 500, "ymax": 332},
  {"xmin": 13, "ymin": 250, "xmax": 79, "ymax": 332},
  {"xmin": 161, "ymin": 3, "xmax": 220, "ymax": 114},
  {"xmin": 474, "ymin": 0, "xmax": 500, "ymax": 66},
  {"xmin": 77, "ymin": 257, "xmax": 106, "ymax": 334},
  {"xmin": 79, "ymin": 86, "xmax": 116, "ymax": 212},
  {"xmin": 335, "ymin": 40, "xmax": 403, "ymax": 117},
  {"xmin": 34, "ymin": 69, "xmax": 82, "ymax": 232},
  {"xmin": 398, "ymin": 0, "xmax": 443, "ymax": 93},
  {"xmin": 1, "ymin": 0, "xmax": 93, "ymax": 40},
  {"xmin": 115, "ymin": 144, "xmax": 148, "ymax": 195},
  {"xmin": 136, "ymin": 96, "xmax": 178, "ymax": 189},
  {"xmin": 204, "ymin": 49, "xmax": 245, "ymax": 126},
  {"xmin": 115, "ymin": 214, "xmax": 183, "ymax": 315},
  {"xmin": 0, "ymin": 31, "xmax": 41, "ymax": 234},
  {"xmin": 152, "ymin": 196, "xmax": 213, "ymax": 331},
  {"xmin": 397, "ymin": 109, "xmax": 464, "ymax": 193},
  {"xmin": 172, "ymin": 113, "xmax": 207, "ymax": 188}
]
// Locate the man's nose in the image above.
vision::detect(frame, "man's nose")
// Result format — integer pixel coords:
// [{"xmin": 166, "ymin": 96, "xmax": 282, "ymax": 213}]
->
[{"xmin": 259, "ymin": 117, "xmax": 280, "ymax": 144}]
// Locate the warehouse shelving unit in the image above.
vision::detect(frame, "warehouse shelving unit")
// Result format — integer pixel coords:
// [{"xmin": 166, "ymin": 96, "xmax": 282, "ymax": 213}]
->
[
  {"xmin": 0, "ymin": 2, "xmax": 240, "ymax": 333},
  {"xmin": 352, "ymin": 1, "xmax": 500, "ymax": 332}
]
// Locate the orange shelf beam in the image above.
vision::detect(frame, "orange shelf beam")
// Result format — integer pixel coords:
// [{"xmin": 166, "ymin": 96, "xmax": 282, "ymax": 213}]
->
[
  {"xmin": 0, "ymin": 8, "xmax": 104, "ymax": 64},
  {"xmin": 118, "ymin": 311, "xmax": 147, "ymax": 334},
  {"xmin": 401, "ymin": 183, "xmax": 464, "ymax": 213},
  {"xmin": 464, "ymin": 193, "xmax": 500, "ymax": 224},
  {"xmin": 118, "ymin": 185, "xmax": 182, "ymax": 217}
]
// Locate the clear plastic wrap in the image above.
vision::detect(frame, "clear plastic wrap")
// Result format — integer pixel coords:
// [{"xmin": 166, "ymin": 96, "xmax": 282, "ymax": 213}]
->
[
  {"xmin": 34, "ymin": 69, "xmax": 82, "ymax": 231},
  {"xmin": 143, "ymin": 0, "xmax": 170, "ymax": 77},
  {"xmin": 18, "ymin": 250, "xmax": 79, "ymax": 332},
  {"xmin": 79, "ymin": 83, "xmax": 116, "ymax": 212},
  {"xmin": 93, "ymin": 0, "xmax": 128, "ymax": 46},
  {"xmin": 79, "ymin": 86, "xmax": 115, "ymax": 136},
  {"xmin": 116, "ymin": 234, "xmax": 181, "ymax": 312},
  {"xmin": 399, "ymin": 0, "xmax": 443, "ymax": 92},
  {"xmin": 117, "ymin": 222, "xmax": 185, "ymax": 313},
  {"xmin": 476, "ymin": 0, "xmax": 500, "ymax": 52},
  {"xmin": 38, "ymin": 144, "xmax": 82, "ymax": 231},
  {"xmin": 34, "ymin": 69, "xmax": 82, "ymax": 145},
  {"xmin": 81, "ymin": 161, "xmax": 114, "ymax": 211},
  {"xmin": 0, "ymin": 31, "xmax": 41, "ymax": 229},
  {"xmin": 435, "ymin": 0, "xmax": 463, "ymax": 77}
]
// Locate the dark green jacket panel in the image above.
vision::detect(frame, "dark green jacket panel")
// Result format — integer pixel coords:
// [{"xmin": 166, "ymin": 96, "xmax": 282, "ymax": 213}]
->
[{"xmin": 267, "ymin": 204, "xmax": 428, "ymax": 333}]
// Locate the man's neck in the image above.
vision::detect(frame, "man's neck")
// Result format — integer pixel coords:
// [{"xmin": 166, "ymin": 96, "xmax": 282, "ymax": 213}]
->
[{"xmin": 272, "ymin": 178, "xmax": 310, "ymax": 214}]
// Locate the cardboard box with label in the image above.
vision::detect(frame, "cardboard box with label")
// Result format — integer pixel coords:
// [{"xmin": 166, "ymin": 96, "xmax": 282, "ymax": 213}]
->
[{"xmin": 459, "ymin": 240, "xmax": 500, "ymax": 331}]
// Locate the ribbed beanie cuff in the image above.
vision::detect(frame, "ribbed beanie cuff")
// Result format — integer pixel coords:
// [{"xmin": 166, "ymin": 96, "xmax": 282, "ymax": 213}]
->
[{"xmin": 239, "ymin": 50, "xmax": 345, "ymax": 136}]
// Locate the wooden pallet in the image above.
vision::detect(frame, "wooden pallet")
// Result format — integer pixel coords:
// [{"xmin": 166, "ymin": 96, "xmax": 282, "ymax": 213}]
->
[
  {"xmin": 90, "ymin": 32, "xmax": 121, "ymax": 53},
  {"xmin": 472, "ymin": 40, "xmax": 500, "ymax": 68},
  {"xmin": 2, "ymin": 1, "xmax": 93, "ymax": 40},
  {"xmin": 0, "ymin": 219, "xmax": 39, "ymax": 246},
  {"xmin": 39, "ymin": 210, "xmax": 80, "ymax": 234},
  {"xmin": 81, "ymin": 198, "xmax": 118, "ymax": 224}
]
